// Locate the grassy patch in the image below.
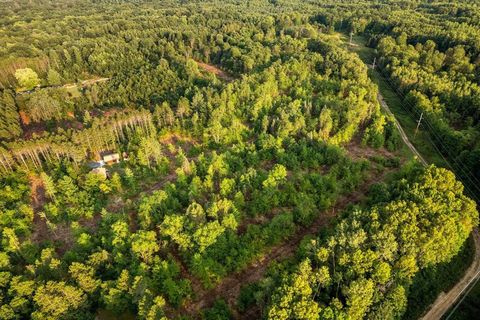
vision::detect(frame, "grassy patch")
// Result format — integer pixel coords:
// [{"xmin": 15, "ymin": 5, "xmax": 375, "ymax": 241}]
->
[
  {"xmin": 347, "ymin": 34, "xmax": 376, "ymax": 63},
  {"xmin": 342, "ymin": 32, "xmax": 474, "ymax": 320},
  {"xmin": 343, "ymin": 33, "xmax": 447, "ymax": 167},
  {"xmin": 64, "ymin": 85, "xmax": 81, "ymax": 98}
]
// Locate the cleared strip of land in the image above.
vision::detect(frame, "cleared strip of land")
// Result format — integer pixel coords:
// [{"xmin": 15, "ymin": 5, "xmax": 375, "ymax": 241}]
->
[
  {"xmin": 376, "ymin": 92, "xmax": 427, "ymax": 166},
  {"xmin": 344, "ymin": 33, "xmax": 480, "ymax": 320},
  {"xmin": 195, "ymin": 61, "xmax": 235, "ymax": 82},
  {"xmin": 174, "ymin": 144, "xmax": 397, "ymax": 318}
]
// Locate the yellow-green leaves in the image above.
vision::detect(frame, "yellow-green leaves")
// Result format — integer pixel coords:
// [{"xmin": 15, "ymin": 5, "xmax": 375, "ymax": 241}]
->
[
  {"xmin": 268, "ymin": 260, "xmax": 321, "ymax": 320},
  {"xmin": 14, "ymin": 68, "xmax": 40, "ymax": 91}
]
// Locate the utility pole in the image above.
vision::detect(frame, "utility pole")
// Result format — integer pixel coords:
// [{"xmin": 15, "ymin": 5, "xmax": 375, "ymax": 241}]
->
[
  {"xmin": 372, "ymin": 57, "xmax": 376, "ymax": 69},
  {"xmin": 414, "ymin": 112, "xmax": 423, "ymax": 139}
]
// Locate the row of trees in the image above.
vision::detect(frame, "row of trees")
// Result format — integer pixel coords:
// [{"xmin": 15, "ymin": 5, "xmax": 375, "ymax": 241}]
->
[
  {"xmin": 1, "ymin": 0, "xmax": 476, "ymax": 319},
  {"xmin": 374, "ymin": 33, "xmax": 480, "ymax": 190},
  {"xmin": 0, "ymin": 109, "xmax": 154, "ymax": 171},
  {"xmin": 265, "ymin": 165, "xmax": 478, "ymax": 320},
  {"xmin": 0, "ymin": 91, "xmax": 22, "ymax": 140}
]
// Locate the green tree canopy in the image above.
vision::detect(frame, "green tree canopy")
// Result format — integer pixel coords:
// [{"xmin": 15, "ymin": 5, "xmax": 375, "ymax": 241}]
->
[{"xmin": 14, "ymin": 68, "xmax": 40, "ymax": 90}]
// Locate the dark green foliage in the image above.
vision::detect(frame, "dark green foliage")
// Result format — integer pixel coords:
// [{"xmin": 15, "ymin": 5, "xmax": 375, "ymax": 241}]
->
[
  {"xmin": 0, "ymin": 91, "xmax": 22, "ymax": 140},
  {"xmin": 202, "ymin": 300, "xmax": 232, "ymax": 320},
  {"xmin": 0, "ymin": 1, "xmax": 478, "ymax": 319},
  {"xmin": 448, "ymin": 280, "xmax": 480, "ymax": 320},
  {"xmin": 237, "ymin": 282, "xmax": 260, "ymax": 312},
  {"xmin": 266, "ymin": 166, "xmax": 478, "ymax": 320},
  {"xmin": 402, "ymin": 237, "xmax": 475, "ymax": 320}
]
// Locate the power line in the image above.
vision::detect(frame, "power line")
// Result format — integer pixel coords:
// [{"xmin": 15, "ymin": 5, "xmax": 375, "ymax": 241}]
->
[
  {"xmin": 414, "ymin": 111, "xmax": 423, "ymax": 139},
  {"xmin": 444, "ymin": 268, "xmax": 480, "ymax": 320},
  {"xmin": 376, "ymin": 68, "xmax": 480, "ymax": 202},
  {"xmin": 366, "ymin": 52, "xmax": 480, "ymax": 320},
  {"xmin": 375, "ymin": 65, "xmax": 480, "ymax": 320},
  {"xmin": 376, "ymin": 64, "xmax": 480, "ymax": 318},
  {"xmin": 386, "ymin": 99, "xmax": 480, "ymax": 206},
  {"xmin": 375, "ymin": 66, "xmax": 480, "ymax": 181},
  {"xmin": 373, "ymin": 65, "xmax": 480, "ymax": 202}
]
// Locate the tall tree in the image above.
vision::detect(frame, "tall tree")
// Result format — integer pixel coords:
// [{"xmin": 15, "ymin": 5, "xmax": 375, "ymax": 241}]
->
[{"xmin": 15, "ymin": 68, "xmax": 40, "ymax": 90}]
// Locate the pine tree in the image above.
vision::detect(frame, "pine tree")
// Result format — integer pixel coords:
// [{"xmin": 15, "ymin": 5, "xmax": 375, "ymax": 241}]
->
[
  {"xmin": 47, "ymin": 69, "xmax": 62, "ymax": 86},
  {"xmin": 40, "ymin": 172, "xmax": 56, "ymax": 200},
  {"xmin": 0, "ymin": 91, "xmax": 22, "ymax": 140}
]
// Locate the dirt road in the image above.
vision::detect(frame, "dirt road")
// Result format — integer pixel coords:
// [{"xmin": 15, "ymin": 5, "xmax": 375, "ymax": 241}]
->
[
  {"xmin": 375, "ymin": 76, "xmax": 480, "ymax": 320},
  {"xmin": 422, "ymin": 230, "xmax": 480, "ymax": 320},
  {"xmin": 377, "ymin": 93, "xmax": 427, "ymax": 166},
  {"xmin": 17, "ymin": 77, "xmax": 110, "ymax": 94},
  {"xmin": 352, "ymin": 35, "xmax": 479, "ymax": 320}
]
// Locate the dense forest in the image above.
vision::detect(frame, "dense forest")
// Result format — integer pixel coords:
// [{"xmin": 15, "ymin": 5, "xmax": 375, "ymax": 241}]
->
[{"xmin": 0, "ymin": 0, "xmax": 478, "ymax": 319}]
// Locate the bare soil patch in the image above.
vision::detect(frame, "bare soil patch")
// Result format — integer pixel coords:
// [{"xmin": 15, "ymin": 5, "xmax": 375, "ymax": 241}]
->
[
  {"xmin": 29, "ymin": 175, "xmax": 45, "ymax": 210},
  {"xmin": 345, "ymin": 135, "xmax": 396, "ymax": 161},
  {"xmin": 160, "ymin": 133, "xmax": 197, "ymax": 154},
  {"xmin": 29, "ymin": 175, "xmax": 76, "ymax": 254},
  {"xmin": 196, "ymin": 61, "xmax": 235, "ymax": 82},
  {"xmin": 176, "ymin": 163, "xmax": 392, "ymax": 318},
  {"xmin": 29, "ymin": 174, "xmax": 49, "ymax": 244}
]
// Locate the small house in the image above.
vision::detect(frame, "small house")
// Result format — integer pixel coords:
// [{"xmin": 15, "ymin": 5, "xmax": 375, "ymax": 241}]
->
[{"xmin": 103, "ymin": 153, "xmax": 120, "ymax": 165}]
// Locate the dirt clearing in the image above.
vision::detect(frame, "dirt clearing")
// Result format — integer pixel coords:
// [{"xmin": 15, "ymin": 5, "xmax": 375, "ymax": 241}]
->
[
  {"xmin": 176, "ymin": 163, "xmax": 393, "ymax": 318},
  {"xmin": 196, "ymin": 61, "xmax": 235, "ymax": 82}
]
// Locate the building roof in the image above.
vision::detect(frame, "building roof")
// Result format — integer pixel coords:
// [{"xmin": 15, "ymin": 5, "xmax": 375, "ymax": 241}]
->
[
  {"xmin": 103, "ymin": 153, "xmax": 120, "ymax": 162},
  {"xmin": 87, "ymin": 160, "xmax": 105, "ymax": 169}
]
